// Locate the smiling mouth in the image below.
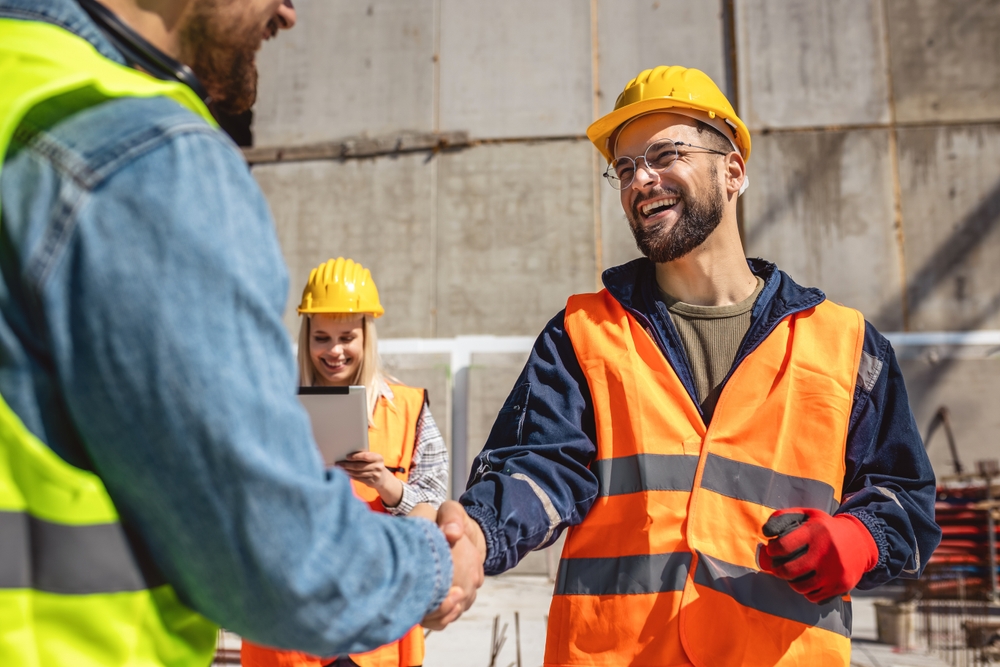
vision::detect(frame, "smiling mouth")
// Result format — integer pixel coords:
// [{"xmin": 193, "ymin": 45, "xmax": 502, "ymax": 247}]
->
[
  {"xmin": 640, "ymin": 196, "xmax": 680, "ymax": 218},
  {"xmin": 321, "ymin": 358, "xmax": 350, "ymax": 373}
]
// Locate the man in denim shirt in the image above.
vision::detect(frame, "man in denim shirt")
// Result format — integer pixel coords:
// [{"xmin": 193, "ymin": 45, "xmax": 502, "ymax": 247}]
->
[
  {"xmin": 459, "ymin": 67, "xmax": 940, "ymax": 665},
  {"xmin": 0, "ymin": 0, "xmax": 482, "ymax": 657}
]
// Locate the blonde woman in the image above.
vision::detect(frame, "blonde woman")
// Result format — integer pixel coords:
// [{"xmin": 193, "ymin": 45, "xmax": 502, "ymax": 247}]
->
[{"xmin": 242, "ymin": 258, "xmax": 449, "ymax": 667}]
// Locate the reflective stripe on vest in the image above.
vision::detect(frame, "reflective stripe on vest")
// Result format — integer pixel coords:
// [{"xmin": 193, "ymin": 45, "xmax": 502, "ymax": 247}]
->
[
  {"xmin": 693, "ymin": 552, "xmax": 852, "ymax": 638},
  {"xmin": 595, "ymin": 452, "xmax": 839, "ymax": 513},
  {"xmin": 556, "ymin": 551, "xmax": 691, "ymax": 596},
  {"xmin": 547, "ymin": 289, "xmax": 863, "ymax": 667},
  {"xmin": 0, "ymin": 511, "xmax": 164, "ymax": 593},
  {"xmin": 554, "ymin": 548, "xmax": 851, "ymax": 638},
  {"xmin": 0, "ymin": 17, "xmax": 219, "ymax": 667},
  {"xmin": 241, "ymin": 384, "xmax": 428, "ymax": 667}
]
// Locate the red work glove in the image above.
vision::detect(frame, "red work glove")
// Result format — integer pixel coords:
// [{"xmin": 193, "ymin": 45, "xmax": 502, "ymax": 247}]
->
[{"xmin": 758, "ymin": 507, "xmax": 878, "ymax": 604}]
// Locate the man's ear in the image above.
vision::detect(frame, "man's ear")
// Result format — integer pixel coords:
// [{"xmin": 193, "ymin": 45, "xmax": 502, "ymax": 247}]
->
[{"xmin": 724, "ymin": 151, "xmax": 747, "ymax": 197}]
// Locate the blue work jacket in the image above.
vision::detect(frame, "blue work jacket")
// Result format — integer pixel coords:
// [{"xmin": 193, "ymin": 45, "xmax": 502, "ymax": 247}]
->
[
  {"xmin": 460, "ymin": 257, "xmax": 941, "ymax": 590},
  {"xmin": 0, "ymin": 0, "xmax": 451, "ymax": 655}
]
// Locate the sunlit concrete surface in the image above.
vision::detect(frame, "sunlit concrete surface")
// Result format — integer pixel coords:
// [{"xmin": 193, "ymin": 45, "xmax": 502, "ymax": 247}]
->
[
  {"xmin": 850, "ymin": 642, "xmax": 950, "ymax": 667},
  {"xmin": 424, "ymin": 574, "xmax": 553, "ymax": 667},
  {"xmin": 850, "ymin": 595, "xmax": 949, "ymax": 667},
  {"xmin": 423, "ymin": 576, "xmax": 951, "ymax": 667},
  {"xmin": 216, "ymin": 579, "xmax": 950, "ymax": 667}
]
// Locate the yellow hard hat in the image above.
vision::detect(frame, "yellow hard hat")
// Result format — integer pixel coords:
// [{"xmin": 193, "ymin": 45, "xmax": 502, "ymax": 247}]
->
[
  {"xmin": 587, "ymin": 65, "xmax": 751, "ymax": 164},
  {"xmin": 297, "ymin": 257, "xmax": 384, "ymax": 317}
]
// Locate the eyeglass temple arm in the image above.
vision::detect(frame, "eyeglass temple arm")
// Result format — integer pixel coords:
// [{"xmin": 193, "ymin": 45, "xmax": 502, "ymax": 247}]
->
[{"xmin": 672, "ymin": 141, "xmax": 731, "ymax": 156}]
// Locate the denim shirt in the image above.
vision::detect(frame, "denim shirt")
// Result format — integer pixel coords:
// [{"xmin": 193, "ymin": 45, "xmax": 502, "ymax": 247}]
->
[
  {"xmin": 461, "ymin": 257, "xmax": 941, "ymax": 590},
  {"xmin": 0, "ymin": 0, "xmax": 451, "ymax": 654}
]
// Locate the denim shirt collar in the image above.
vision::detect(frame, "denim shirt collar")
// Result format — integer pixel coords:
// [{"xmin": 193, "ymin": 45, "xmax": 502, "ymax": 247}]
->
[
  {"xmin": 0, "ymin": 0, "xmax": 126, "ymax": 65},
  {"xmin": 600, "ymin": 256, "xmax": 825, "ymax": 420}
]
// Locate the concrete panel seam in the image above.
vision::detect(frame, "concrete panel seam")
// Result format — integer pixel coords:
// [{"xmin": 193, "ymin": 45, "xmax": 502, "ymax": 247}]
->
[
  {"xmin": 244, "ymin": 130, "xmax": 470, "ymax": 165},
  {"xmin": 245, "ymin": 133, "xmax": 590, "ymax": 165},
  {"xmin": 433, "ymin": 0, "xmax": 441, "ymax": 133},
  {"xmin": 880, "ymin": 0, "xmax": 910, "ymax": 330},
  {"xmin": 722, "ymin": 0, "xmax": 739, "ymax": 107},
  {"xmin": 723, "ymin": 0, "xmax": 743, "ymax": 241},
  {"xmin": 590, "ymin": 0, "xmax": 603, "ymax": 288},
  {"xmin": 748, "ymin": 118, "xmax": 1000, "ymax": 135},
  {"xmin": 430, "ymin": 151, "xmax": 439, "ymax": 338}
]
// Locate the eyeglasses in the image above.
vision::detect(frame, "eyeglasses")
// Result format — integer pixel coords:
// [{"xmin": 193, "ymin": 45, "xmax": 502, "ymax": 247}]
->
[{"xmin": 603, "ymin": 138, "xmax": 730, "ymax": 190}]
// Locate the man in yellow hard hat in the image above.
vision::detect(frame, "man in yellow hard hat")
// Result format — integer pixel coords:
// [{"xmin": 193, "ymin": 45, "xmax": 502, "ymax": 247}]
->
[
  {"xmin": 455, "ymin": 66, "xmax": 939, "ymax": 666},
  {"xmin": 0, "ymin": 1, "xmax": 480, "ymax": 665}
]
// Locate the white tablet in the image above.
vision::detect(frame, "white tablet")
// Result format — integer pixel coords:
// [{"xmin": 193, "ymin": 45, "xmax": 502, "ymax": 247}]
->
[{"xmin": 298, "ymin": 386, "xmax": 369, "ymax": 465}]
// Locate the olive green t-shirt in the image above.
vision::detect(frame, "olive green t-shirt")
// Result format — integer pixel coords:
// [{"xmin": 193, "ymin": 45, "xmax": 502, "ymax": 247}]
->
[{"xmin": 658, "ymin": 276, "xmax": 765, "ymax": 423}]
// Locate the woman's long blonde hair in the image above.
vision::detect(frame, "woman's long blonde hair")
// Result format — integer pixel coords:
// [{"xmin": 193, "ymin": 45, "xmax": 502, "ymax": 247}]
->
[{"xmin": 297, "ymin": 313, "xmax": 396, "ymax": 421}]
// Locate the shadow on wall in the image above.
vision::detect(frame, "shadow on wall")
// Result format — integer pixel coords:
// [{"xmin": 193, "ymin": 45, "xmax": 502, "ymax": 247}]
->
[
  {"xmin": 883, "ymin": 177, "xmax": 1000, "ymax": 416},
  {"xmin": 748, "ymin": 143, "xmax": 999, "ymax": 416},
  {"xmin": 742, "ymin": 131, "xmax": 844, "ymax": 251},
  {"xmin": 874, "ymin": 177, "xmax": 1000, "ymax": 331}
]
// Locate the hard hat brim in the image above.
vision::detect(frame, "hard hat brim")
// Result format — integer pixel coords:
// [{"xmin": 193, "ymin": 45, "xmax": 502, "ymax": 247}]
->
[
  {"xmin": 297, "ymin": 306, "xmax": 385, "ymax": 317},
  {"xmin": 587, "ymin": 98, "xmax": 751, "ymax": 164}
]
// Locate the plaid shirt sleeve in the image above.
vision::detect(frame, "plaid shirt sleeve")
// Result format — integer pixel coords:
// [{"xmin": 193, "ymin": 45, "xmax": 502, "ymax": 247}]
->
[{"xmin": 386, "ymin": 404, "xmax": 450, "ymax": 515}]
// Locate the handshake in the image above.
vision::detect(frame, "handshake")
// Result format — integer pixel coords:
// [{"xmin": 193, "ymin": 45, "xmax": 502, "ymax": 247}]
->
[{"xmin": 410, "ymin": 501, "xmax": 487, "ymax": 630}]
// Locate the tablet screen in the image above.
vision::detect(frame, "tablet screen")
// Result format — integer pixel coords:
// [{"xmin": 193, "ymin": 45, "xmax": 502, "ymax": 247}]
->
[{"xmin": 298, "ymin": 385, "xmax": 369, "ymax": 465}]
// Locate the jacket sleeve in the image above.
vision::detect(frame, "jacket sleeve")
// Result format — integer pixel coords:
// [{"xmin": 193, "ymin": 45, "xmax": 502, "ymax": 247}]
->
[
  {"xmin": 839, "ymin": 321, "xmax": 941, "ymax": 588},
  {"xmin": 459, "ymin": 310, "xmax": 600, "ymax": 575},
  {"xmin": 10, "ymin": 105, "xmax": 452, "ymax": 656}
]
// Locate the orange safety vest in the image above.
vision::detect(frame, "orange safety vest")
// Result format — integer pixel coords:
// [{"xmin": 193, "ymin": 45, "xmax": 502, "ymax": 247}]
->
[
  {"xmin": 242, "ymin": 384, "xmax": 428, "ymax": 667},
  {"xmin": 546, "ymin": 290, "xmax": 864, "ymax": 667}
]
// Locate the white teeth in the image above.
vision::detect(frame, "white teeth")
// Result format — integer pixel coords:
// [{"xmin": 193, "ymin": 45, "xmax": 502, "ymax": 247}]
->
[{"xmin": 642, "ymin": 198, "xmax": 678, "ymax": 215}]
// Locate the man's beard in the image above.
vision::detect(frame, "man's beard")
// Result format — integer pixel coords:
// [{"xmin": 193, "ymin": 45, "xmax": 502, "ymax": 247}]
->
[
  {"xmin": 626, "ymin": 171, "xmax": 725, "ymax": 263},
  {"xmin": 180, "ymin": 2, "xmax": 264, "ymax": 115}
]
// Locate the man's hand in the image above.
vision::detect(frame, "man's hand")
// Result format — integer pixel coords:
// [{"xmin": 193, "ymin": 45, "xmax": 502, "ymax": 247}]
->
[
  {"xmin": 421, "ymin": 501, "xmax": 486, "ymax": 630},
  {"xmin": 435, "ymin": 500, "xmax": 488, "ymax": 562},
  {"xmin": 407, "ymin": 503, "xmax": 437, "ymax": 522},
  {"xmin": 758, "ymin": 508, "xmax": 879, "ymax": 603},
  {"xmin": 337, "ymin": 452, "xmax": 403, "ymax": 507}
]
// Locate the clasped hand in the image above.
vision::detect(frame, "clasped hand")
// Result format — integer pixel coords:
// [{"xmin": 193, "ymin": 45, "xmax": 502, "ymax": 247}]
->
[
  {"xmin": 336, "ymin": 451, "xmax": 403, "ymax": 507},
  {"xmin": 410, "ymin": 501, "xmax": 486, "ymax": 630}
]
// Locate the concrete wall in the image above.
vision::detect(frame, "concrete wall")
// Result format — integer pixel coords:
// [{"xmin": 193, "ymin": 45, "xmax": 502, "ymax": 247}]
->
[
  {"xmin": 734, "ymin": 0, "xmax": 1000, "ymax": 476},
  {"xmin": 252, "ymin": 0, "xmax": 1000, "ymax": 502}
]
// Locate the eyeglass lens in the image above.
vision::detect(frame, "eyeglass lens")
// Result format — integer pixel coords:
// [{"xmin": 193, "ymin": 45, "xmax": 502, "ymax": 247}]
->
[{"xmin": 605, "ymin": 139, "xmax": 679, "ymax": 190}]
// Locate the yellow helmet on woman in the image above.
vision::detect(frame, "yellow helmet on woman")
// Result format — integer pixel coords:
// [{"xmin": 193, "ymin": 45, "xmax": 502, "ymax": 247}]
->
[
  {"xmin": 297, "ymin": 257, "xmax": 384, "ymax": 317},
  {"xmin": 587, "ymin": 65, "xmax": 751, "ymax": 163}
]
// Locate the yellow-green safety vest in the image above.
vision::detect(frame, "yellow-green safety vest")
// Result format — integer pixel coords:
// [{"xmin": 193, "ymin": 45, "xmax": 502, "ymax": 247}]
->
[{"xmin": 0, "ymin": 16, "xmax": 220, "ymax": 667}]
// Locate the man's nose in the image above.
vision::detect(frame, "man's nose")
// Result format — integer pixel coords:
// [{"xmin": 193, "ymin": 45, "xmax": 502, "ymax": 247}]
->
[
  {"xmin": 276, "ymin": 0, "xmax": 296, "ymax": 30},
  {"xmin": 631, "ymin": 159, "xmax": 661, "ymax": 189}
]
